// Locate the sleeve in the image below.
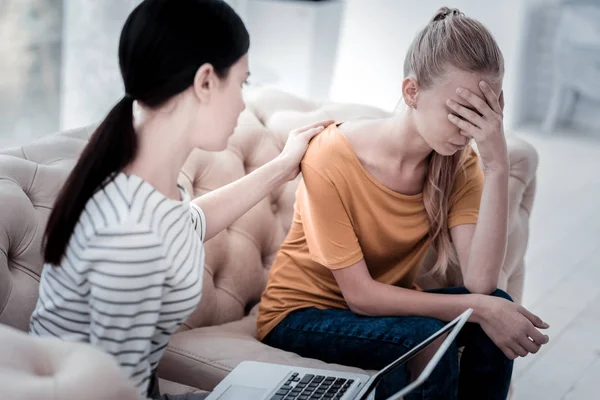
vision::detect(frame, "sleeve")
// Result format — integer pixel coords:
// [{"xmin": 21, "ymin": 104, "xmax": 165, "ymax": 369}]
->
[
  {"xmin": 85, "ymin": 230, "xmax": 167, "ymax": 395},
  {"xmin": 299, "ymin": 163, "xmax": 363, "ymax": 269},
  {"xmin": 189, "ymin": 202, "xmax": 207, "ymax": 242},
  {"xmin": 448, "ymin": 148, "xmax": 485, "ymax": 228}
]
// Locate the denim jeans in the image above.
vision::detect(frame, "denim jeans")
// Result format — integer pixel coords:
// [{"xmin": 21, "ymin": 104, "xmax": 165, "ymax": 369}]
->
[{"xmin": 262, "ymin": 287, "xmax": 513, "ymax": 400}]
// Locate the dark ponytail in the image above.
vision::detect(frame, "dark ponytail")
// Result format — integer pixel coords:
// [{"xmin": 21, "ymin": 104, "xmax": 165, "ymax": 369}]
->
[
  {"xmin": 44, "ymin": 0, "xmax": 249, "ymax": 265},
  {"xmin": 44, "ymin": 97, "xmax": 135, "ymax": 265}
]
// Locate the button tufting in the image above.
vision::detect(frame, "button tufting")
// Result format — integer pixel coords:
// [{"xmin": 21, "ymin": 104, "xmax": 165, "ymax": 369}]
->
[{"xmin": 270, "ymin": 202, "xmax": 279, "ymax": 214}]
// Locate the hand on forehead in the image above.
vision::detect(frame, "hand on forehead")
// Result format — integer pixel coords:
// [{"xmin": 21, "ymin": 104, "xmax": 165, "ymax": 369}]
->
[{"xmin": 442, "ymin": 68, "xmax": 502, "ymax": 103}]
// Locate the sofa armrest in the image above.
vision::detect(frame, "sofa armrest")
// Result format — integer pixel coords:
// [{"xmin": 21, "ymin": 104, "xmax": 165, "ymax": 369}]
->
[{"xmin": 0, "ymin": 324, "xmax": 141, "ymax": 400}]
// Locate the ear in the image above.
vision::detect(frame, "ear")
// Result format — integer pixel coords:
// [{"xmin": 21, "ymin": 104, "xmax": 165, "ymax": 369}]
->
[
  {"xmin": 402, "ymin": 77, "xmax": 419, "ymax": 108},
  {"xmin": 499, "ymin": 90, "xmax": 505, "ymax": 112},
  {"xmin": 192, "ymin": 63, "xmax": 217, "ymax": 103}
]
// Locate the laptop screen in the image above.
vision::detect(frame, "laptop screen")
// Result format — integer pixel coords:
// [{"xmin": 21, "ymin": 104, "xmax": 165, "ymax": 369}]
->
[{"xmin": 359, "ymin": 310, "xmax": 470, "ymax": 400}]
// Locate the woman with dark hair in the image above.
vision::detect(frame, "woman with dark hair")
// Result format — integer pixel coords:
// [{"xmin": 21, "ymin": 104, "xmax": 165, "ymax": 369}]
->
[{"xmin": 28, "ymin": 1, "xmax": 331, "ymax": 398}]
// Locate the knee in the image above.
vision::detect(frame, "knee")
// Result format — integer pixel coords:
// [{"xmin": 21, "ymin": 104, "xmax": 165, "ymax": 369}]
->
[
  {"xmin": 417, "ymin": 319, "xmax": 447, "ymax": 341},
  {"xmin": 490, "ymin": 288, "xmax": 513, "ymax": 302},
  {"xmin": 393, "ymin": 318, "xmax": 446, "ymax": 349}
]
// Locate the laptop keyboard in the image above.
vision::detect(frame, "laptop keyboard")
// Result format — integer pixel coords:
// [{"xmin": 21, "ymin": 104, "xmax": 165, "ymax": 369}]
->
[{"xmin": 269, "ymin": 372, "xmax": 354, "ymax": 400}]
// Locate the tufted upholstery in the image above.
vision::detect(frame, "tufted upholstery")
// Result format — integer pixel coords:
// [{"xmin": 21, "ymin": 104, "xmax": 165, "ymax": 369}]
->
[
  {"xmin": 0, "ymin": 86, "xmax": 538, "ymax": 392},
  {"xmin": 0, "ymin": 322, "xmax": 141, "ymax": 400}
]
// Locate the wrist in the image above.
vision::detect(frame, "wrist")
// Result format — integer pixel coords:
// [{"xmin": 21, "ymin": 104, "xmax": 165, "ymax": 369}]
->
[
  {"xmin": 483, "ymin": 161, "xmax": 509, "ymax": 178},
  {"xmin": 466, "ymin": 294, "xmax": 490, "ymax": 324},
  {"xmin": 272, "ymin": 154, "xmax": 294, "ymax": 183}
]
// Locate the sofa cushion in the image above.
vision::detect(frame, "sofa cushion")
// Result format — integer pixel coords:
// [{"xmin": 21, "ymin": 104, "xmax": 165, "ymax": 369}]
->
[
  {"xmin": 0, "ymin": 127, "xmax": 94, "ymax": 331},
  {"xmin": 158, "ymin": 308, "xmax": 371, "ymax": 392},
  {"xmin": 159, "ymin": 378, "xmax": 209, "ymax": 396}
]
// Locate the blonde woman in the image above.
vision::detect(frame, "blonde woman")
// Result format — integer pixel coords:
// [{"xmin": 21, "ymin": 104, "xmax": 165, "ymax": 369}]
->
[{"xmin": 257, "ymin": 8, "xmax": 549, "ymax": 400}]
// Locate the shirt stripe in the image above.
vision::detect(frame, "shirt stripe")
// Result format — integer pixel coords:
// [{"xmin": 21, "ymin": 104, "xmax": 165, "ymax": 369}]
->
[{"xmin": 30, "ymin": 172, "xmax": 205, "ymax": 397}]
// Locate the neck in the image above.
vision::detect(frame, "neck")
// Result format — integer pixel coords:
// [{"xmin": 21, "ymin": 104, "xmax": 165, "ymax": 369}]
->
[
  {"xmin": 379, "ymin": 108, "xmax": 432, "ymax": 169},
  {"xmin": 123, "ymin": 103, "xmax": 192, "ymax": 200}
]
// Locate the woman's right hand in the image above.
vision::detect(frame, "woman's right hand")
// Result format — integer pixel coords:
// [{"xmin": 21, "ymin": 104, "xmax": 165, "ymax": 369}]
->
[
  {"xmin": 477, "ymin": 296, "xmax": 550, "ymax": 360},
  {"xmin": 277, "ymin": 119, "xmax": 335, "ymax": 182}
]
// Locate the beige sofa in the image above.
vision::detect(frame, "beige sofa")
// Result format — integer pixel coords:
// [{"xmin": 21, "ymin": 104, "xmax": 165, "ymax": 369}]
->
[{"xmin": 0, "ymin": 86, "xmax": 538, "ymax": 394}]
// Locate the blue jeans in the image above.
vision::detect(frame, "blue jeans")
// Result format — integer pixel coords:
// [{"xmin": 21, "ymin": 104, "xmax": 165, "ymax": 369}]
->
[{"xmin": 262, "ymin": 287, "xmax": 513, "ymax": 400}]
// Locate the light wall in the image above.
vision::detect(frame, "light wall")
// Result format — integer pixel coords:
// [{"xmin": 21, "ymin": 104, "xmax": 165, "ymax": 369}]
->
[
  {"xmin": 329, "ymin": 0, "xmax": 530, "ymax": 129},
  {"xmin": 60, "ymin": 0, "xmax": 141, "ymax": 130}
]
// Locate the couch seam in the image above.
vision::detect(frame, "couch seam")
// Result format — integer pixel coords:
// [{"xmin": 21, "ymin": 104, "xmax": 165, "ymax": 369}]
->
[
  {"xmin": 12, "ymin": 221, "xmax": 39, "ymax": 261},
  {"xmin": 509, "ymin": 173, "xmax": 527, "ymax": 186},
  {"xmin": 226, "ymin": 226, "xmax": 261, "ymax": 254},
  {"xmin": 212, "ymin": 284, "xmax": 246, "ymax": 310},
  {"xmin": 245, "ymin": 129, "xmax": 270, "ymax": 167},
  {"xmin": 0, "ymin": 248, "xmax": 13, "ymax": 316},
  {"xmin": 0, "ymin": 177, "xmax": 19, "ymax": 186},
  {"xmin": 166, "ymin": 346, "xmax": 234, "ymax": 372},
  {"xmin": 26, "ymin": 164, "xmax": 39, "ymax": 196},
  {"xmin": 9, "ymin": 261, "xmax": 41, "ymax": 283}
]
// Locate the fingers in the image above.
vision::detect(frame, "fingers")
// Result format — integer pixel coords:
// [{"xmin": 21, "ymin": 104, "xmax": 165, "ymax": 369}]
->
[
  {"xmin": 528, "ymin": 325, "xmax": 550, "ymax": 345},
  {"xmin": 456, "ymin": 87, "xmax": 496, "ymax": 120},
  {"xmin": 446, "ymin": 99, "xmax": 485, "ymax": 129},
  {"xmin": 520, "ymin": 335, "xmax": 542, "ymax": 355},
  {"xmin": 448, "ymin": 113, "xmax": 478, "ymax": 134},
  {"xmin": 501, "ymin": 346, "xmax": 518, "ymax": 360},
  {"xmin": 518, "ymin": 306, "xmax": 550, "ymax": 329},
  {"xmin": 511, "ymin": 343, "xmax": 529, "ymax": 358},
  {"xmin": 478, "ymin": 81, "xmax": 503, "ymax": 115},
  {"xmin": 300, "ymin": 125, "xmax": 326, "ymax": 141},
  {"xmin": 294, "ymin": 120, "xmax": 335, "ymax": 134}
]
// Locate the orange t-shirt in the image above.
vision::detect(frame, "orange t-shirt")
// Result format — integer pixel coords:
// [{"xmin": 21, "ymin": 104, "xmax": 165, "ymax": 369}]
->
[{"xmin": 256, "ymin": 124, "xmax": 484, "ymax": 340}]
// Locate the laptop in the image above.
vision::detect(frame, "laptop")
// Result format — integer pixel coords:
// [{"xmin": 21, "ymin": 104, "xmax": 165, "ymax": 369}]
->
[{"xmin": 206, "ymin": 309, "xmax": 472, "ymax": 400}]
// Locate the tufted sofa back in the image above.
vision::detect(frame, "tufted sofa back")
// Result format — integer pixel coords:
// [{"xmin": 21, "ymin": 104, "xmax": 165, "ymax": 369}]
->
[{"xmin": 0, "ymin": 87, "xmax": 389, "ymax": 332}]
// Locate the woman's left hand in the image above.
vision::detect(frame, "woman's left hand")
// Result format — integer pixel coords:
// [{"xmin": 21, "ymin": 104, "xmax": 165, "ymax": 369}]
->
[
  {"xmin": 446, "ymin": 81, "xmax": 508, "ymax": 172},
  {"xmin": 278, "ymin": 119, "xmax": 335, "ymax": 181}
]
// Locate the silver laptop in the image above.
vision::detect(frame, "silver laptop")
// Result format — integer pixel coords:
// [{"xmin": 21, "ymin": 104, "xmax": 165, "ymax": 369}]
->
[{"xmin": 207, "ymin": 309, "xmax": 472, "ymax": 400}]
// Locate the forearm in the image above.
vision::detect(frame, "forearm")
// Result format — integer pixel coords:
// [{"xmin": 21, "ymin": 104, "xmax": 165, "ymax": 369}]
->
[
  {"xmin": 351, "ymin": 280, "xmax": 486, "ymax": 323},
  {"xmin": 464, "ymin": 167, "xmax": 510, "ymax": 293},
  {"xmin": 193, "ymin": 156, "xmax": 289, "ymax": 241}
]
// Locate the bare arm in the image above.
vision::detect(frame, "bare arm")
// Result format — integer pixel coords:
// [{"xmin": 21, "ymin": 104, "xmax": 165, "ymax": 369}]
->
[
  {"xmin": 451, "ymin": 168, "xmax": 509, "ymax": 294},
  {"xmin": 447, "ymin": 82, "xmax": 510, "ymax": 294},
  {"xmin": 332, "ymin": 258, "xmax": 549, "ymax": 360},
  {"xmin": 193, "ymin": 120, "xmax": 333, "ymax": 241},
  {"xmin": 332, "ymin": 258, "xmax": 482, "ymax": 322},
  {"xmin": 193, "ymin": 156, "xmax": 288, "ymax": 241}
]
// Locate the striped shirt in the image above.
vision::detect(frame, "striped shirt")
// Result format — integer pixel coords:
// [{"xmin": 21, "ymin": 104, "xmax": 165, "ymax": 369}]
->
[{"xmin": 30, "ymin": 172, "xmax": 206, "ymax": 397}]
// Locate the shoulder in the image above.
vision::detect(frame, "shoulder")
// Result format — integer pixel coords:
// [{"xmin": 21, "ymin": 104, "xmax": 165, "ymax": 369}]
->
[
  {"xmin": 302, "ymin": 123, "xmax": 361, "ymax": 170},
  {"xmin": 70, "ymin": 217, "xmax": 167, "ymax": 270},
  {"xmin": 302, "ymin": 120, "xmax": 382, "ymax": 176}
]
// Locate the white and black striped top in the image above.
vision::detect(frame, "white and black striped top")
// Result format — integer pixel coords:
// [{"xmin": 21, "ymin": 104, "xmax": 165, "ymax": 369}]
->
[{"xmin": 30, "ymin": 172, "xmax": 206, "ymax": 397}]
